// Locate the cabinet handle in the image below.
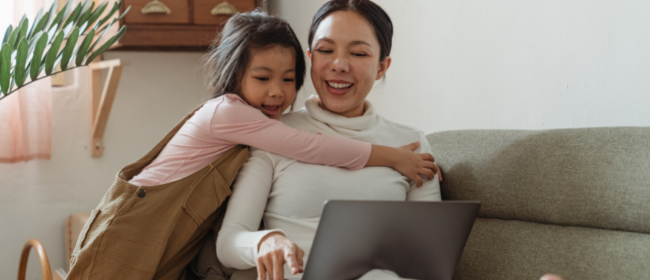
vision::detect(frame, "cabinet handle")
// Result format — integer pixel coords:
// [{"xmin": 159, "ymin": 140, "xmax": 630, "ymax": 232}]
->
[
  {"xmin": 211, "ymin": 1, "xmax": 239, "ymax": 16},
  {"xmin": 141, "ymin": 0, "xmax": 171, "ymax": 15}
]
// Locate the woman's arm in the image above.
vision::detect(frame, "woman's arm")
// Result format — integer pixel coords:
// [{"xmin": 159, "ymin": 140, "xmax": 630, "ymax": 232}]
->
[
  {"xmin": 216, "ymin": 149, "xmax": 304, "ymax": 280},
  {"xmin": 212, "ymin": 95, "xmax": 438, "ymax": 183},
  {"xmin": 216, "ymin": 149, "xmax": 281, "ymax": 269}
]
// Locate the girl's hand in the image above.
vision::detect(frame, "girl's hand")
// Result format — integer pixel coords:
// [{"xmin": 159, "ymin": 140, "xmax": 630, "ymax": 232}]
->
[
  {"xmin": 395, "ymin": 142, "xmax": 442, "ymax": 187},
  {"xmin": 257, "ymin": 232, "xmax": 304, "ymax": 280},
  {"xmin": 367, "ymin": 142, "xmax": 442, "ymax": 186}
]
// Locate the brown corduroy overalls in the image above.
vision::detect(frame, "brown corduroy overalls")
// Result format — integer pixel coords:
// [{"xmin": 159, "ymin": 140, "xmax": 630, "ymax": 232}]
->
[{"xmin": 66, "ymin": 106, "xmax": 251, "ymax": 280}]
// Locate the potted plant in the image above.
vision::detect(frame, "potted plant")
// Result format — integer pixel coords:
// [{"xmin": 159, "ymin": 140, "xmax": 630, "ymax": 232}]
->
[{"xmin": 0, "ymin": 0, "xmax": 131, "ymax": 100}]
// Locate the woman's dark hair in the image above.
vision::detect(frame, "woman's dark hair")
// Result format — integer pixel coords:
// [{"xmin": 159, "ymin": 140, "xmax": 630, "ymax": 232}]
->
[
  {"xmin": 205, "ymin": 10, "xmax": 306, "ymax": 99},
  {"xmin": 308, "ymin": 0, "xmax": 393, "ymax": 62}
]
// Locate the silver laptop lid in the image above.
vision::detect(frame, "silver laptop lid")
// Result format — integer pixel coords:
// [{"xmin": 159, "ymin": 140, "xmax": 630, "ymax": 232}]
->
[{"xmin": 302, "ymin": 200, "xmax": 480, "ymax": 280}]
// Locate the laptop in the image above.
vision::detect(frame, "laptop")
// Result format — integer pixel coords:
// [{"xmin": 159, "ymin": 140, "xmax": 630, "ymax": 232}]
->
[{"xmin": 301, "ymin": 200, "xmax": 480, "ymax": 280}]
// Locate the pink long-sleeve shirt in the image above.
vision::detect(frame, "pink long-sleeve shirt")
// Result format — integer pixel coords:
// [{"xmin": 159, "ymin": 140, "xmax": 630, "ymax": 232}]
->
[{"xmin": 129, "ymin": 94, "xmax": 372, "ymax": 186}]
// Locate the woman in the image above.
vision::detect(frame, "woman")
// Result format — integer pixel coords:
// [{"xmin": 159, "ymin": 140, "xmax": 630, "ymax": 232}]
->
[
  {"xmin": 216, "ymin": 1, "xmax": 563, "ymax": 280},
  {"xmin": 217, "ymin": 1, "xmax": 439, "ymax": 279}
]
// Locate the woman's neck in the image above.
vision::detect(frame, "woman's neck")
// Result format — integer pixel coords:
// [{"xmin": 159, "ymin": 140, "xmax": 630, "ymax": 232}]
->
[{"xmin": 318, "ymin": 102, "xmax": 366, "ymax": 118}]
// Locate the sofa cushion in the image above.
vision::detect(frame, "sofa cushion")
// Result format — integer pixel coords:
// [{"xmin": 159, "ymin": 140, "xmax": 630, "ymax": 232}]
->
[
  {"xmin": 426, "ymin": 127, "xmax": 650, "ymax": 234},
  {"xmin": 454, "ymin": 218, "xmax": 650, "ymax": 280}
]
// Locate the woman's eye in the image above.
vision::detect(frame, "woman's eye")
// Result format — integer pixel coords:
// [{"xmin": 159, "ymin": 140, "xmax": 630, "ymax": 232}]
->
[
  {"xmin": 317, "ymin": 49, "xmax": 333, "ymax": 54},
  {"xmin": 352, "ymin": 53, "xmax": 367, "ymax": 57},
  {"xmin": 255, "ymin": 77, "xmax": 269, "ymax": 81}
]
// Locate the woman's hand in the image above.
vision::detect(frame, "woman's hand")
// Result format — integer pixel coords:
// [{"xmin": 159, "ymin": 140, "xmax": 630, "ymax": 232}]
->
[
  {"xmin": 394, "ymin": 142, "xmax": 442, "ymax": 187},
  {"xmin": 367, "ymin": 142, "xmax": 442, "ymax": 186},
  {"xmin": 257, "ymin": 232, "xmax": 304, "ymax": 280}
]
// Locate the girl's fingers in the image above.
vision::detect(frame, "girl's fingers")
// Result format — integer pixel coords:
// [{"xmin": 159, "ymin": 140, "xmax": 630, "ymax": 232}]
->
[
  {"xmin": 423, "ymin": 161, "xmax": 440, "ymax": 174},
  {"xmin": 420, "ymin": 168, "xmax": 435, "ymax": 180},
  {"xmin": 418, "ymin": 153, "xmax": 435, "ymax": 162},
  {"xmin": 272, "ymin": 251, "xmax": 284, "ymax": 280},
  {"xmin": 413, "ymin": 174, "xmax": 423, "ymax": 187},
  {"xmin": 400, "ymin": 141, "xmax": 420, "ymax": 151}
]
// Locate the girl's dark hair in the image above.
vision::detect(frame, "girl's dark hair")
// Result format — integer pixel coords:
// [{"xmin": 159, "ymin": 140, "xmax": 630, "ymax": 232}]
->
[
  {"xmin": 308, "ymin": 0, "xmax": 393, "ymax": 62},
  {"xmin": 205, "ymin": 10, "xmax": 306, "ymax": 99}
]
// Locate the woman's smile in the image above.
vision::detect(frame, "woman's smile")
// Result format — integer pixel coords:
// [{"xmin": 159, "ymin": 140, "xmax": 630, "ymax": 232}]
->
[{"xmin": 325, "ymin": 80, "xmax": 354, "ymax": 95}]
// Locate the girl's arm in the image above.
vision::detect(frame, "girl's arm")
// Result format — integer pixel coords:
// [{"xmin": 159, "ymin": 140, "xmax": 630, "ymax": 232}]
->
[{"xmin": 212, "ymin": 95, "xmax": 439, "ymax": 183}]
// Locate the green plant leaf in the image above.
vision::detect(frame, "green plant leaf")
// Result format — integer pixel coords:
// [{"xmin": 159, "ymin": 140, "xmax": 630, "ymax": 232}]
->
[
  {"xmin": 0, "ymin": 43, "xmax": 11, "ymax": 94},
  {"xmin": 26, "ymin": 31, "xmax": 44, "ymax": 66},
  {"xmin": 86, "ymin": 25, "xmax": 126, "ymax": 65},
  {"xmin": 7, "ymin": 22, "xmax": 20, "ymax": 48},
  {"xmin": 61, "ymin": 27, "xmax": 80, "ymax": 71},
  {"xmin": 45, "ymin": 30, "xmax": 64, "ymax": 75},
  {"xmin": 45, "ymin": 0, "xmax": 59, "ymax": 29},
  {"xmin": 98, "ymin": 5, "xmax": 130, "ymax": 33},
  {"xmin": 14, "ymin": 38, "xmax": 28, "ymax": 87},
  {"xmin": 75, "ymin": 28, "xmax": 95, "ymax": 67},
  {"xmin": 62, "ymin": 3, "xmax": 82, "ymax": 31},
  {"xmin": 15, "ymin": 17, "xmax": 29, "ymax": 49},
  {"xmin": 88, "ymin": 19, "xmax": 114, "ymax": 53},
  {"xmin": 30, "ymin": 33, "xmax": 48, "ymax": 81},
  {"xmin": 48, "ymin": 0, "xmax": 71, "ymax": 33},
  {"xmin": 84, "ymin": 1, "xmax": 108, "ymax": 33},
  {"xmin": 46, "ymin": 23, "xmax": 59, "ymax": 43},
  {"xmin": 98, "ymin": 0, "xmax": 121, "ymax": 28},
  {"xmin": 27, "ymin": 8, "xmax": 44, "ymax": 39},
  {"xmin": 2, "ymin": 25, "xmax": 12, "ymax": 44},
  {"xmin": 30, "ymin": 11, "xmax": 51, "ymax": 40},
  {"xmin": 80, "ymin": 0, "xmax": 93, "ymax": 15},
  {"xmin": 62, "ymin": 22, "xmax": 75, "ymax": 38},
  {"xmin": 76, "ymin": 2, "xmax": 95, "ymax": 29}
]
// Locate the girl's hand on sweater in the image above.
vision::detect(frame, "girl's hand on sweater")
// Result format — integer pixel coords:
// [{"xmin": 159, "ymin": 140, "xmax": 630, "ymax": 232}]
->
[
  {"xmin": 367, "ymin": 142, "xmax": 442, "ymax": 187},
  {"xmin": 396, "ymin": 142, "xmax": 442, "ymax": 187},
  {"xmin": 257, "ymin": 232, "xmax": 304, "ymax": 280}
]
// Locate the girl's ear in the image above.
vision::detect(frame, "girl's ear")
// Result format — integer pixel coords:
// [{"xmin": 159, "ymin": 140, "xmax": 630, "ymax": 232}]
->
[
  {"xmin": 307, "ymin": 50, "xmax": 311, "ymax": 59},
  {"xmin": 376, "ymin": 56, "xmax": 392, "ymax": 80}
]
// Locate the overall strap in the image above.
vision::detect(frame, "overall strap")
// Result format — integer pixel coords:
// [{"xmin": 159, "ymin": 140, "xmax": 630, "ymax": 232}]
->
[{"xmin": 119, "ymin": 102, "xmax": 207, "ymax": 181}]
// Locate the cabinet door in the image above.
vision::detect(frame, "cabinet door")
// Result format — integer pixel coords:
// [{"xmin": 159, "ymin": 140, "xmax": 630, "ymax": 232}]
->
[
  {"xmin": 193, "ymin": 0, "xmax": 257, "ymax": 25},
  {"xmin": 124, "ymin": 0, "xmax": 190, "ymax": 24}
]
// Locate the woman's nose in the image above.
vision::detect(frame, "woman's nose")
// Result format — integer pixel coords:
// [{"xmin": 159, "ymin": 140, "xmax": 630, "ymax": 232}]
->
[{"xmin": 332, "ymin": 55, "xmax": 350, "ymax": 73}]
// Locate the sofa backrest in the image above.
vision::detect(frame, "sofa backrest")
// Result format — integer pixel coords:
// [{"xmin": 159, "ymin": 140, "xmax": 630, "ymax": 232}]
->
[{"xmin": 426, "ymin": 127, "xmax": 650, "ymax": 280}]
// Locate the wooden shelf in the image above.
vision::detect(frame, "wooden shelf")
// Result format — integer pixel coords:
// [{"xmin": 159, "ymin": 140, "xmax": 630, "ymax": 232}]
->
[{"xmin": 111, "ymin": 0, "xmax": 261, "ymax": 52}]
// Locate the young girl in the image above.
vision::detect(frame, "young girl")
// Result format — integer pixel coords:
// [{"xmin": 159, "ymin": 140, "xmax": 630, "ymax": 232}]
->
[{"xmin": 65, "ymin": 11, "xmax": 438, "ymax": 280}]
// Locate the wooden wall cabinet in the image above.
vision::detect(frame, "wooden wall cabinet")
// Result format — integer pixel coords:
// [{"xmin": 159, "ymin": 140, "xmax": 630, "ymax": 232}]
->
[{"xmin": 115, "ymin": 0, "xmax": 261, "ymax": 51}]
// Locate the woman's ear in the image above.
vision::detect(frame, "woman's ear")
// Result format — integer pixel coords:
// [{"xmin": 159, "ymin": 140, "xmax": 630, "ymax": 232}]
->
[{"xmin": 376, "ymin": 56, "xmax": 392, "ymax": 80}]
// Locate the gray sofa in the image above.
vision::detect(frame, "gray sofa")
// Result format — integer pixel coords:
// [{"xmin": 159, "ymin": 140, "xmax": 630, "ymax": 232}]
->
[{"xmin": 427, "ymin": 127, "xmax": 650, "ymax": 280}]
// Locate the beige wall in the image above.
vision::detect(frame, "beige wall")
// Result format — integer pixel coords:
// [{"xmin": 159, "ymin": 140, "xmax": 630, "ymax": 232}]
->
[
  {"xmin": 270, "ymin": 0, "xmax": 650, "ymax": 133},
  {"xmin": 0, "ymin": 51, "xmax": 208, "ymax": 279}
]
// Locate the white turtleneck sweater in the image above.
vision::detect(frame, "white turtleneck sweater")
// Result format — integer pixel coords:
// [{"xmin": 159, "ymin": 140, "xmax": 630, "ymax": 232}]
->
[{"xmin": 216, "ymin": 96, "xmax": 441, "ymax": 279}]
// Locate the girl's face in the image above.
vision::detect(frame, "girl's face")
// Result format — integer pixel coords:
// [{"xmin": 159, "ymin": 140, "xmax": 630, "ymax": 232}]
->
[
  {"xmin": 240, "ymin": 45, "xmax": 297, "ymax": 120},
  {"xmin": 310, "ymin": 10, "xmax": 391, "ymax": 118}
]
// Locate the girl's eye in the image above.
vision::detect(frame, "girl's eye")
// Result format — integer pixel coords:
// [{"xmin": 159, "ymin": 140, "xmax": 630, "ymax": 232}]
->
[
  {"xmin": 352, "ymin": 52, "xmax": 367, "ymax": 57},
  {"xmin": 317, "ymin": 49, "xmax": 333, "ymax": 54},
  {"xmin": 284, "ymin": 78, "xmax": 295, "ymax": 82},
  {"xmin": 255, "ymin": 77, "xmax": 269, "ymax": 81}
]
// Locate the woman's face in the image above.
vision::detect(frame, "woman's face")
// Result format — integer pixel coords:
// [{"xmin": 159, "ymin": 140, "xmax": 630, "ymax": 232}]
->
[{"xmin": 310, "ymin": 11, "xmax": 391, "ymax": 118}]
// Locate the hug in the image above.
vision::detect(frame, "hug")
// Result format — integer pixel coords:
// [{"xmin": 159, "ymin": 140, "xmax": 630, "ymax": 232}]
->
[{"xmin": 62, "ymin": 0, "xmax": 648, "ymax": 280}]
